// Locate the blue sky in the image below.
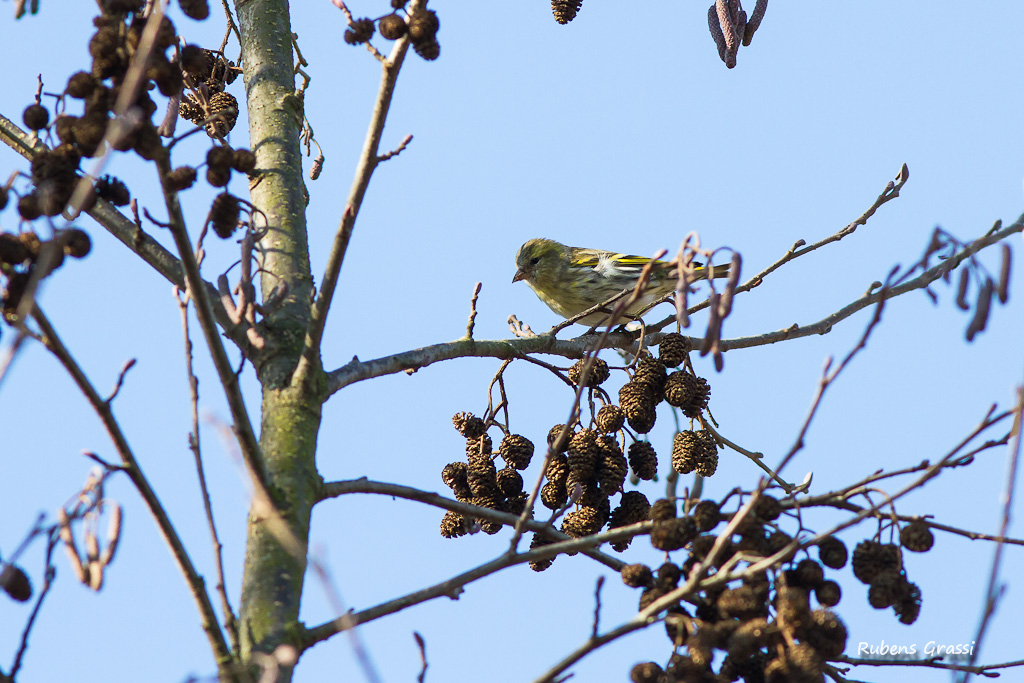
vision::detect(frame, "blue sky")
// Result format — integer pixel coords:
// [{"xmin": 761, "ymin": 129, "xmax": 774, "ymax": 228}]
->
[{"xmin": 1, "ymin": 2, "xmax": 1022, "ymax": 682}]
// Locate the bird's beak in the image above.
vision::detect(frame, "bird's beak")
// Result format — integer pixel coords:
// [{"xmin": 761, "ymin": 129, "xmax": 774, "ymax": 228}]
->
[{"xmin": 512, "ymin": 268, "xmax": 527, "ymax": 283}]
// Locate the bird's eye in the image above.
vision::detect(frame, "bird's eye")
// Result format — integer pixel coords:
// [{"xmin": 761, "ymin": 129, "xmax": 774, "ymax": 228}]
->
[{"xmin": 530, "ymin": 256, "xmax": 541, "ymax": 266}]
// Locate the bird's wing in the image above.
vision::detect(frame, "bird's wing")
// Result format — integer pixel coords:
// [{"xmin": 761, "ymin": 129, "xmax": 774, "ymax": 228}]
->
[
  {"xmin": 572, "ymin": 252, "xmax": 710, "ymax": 276},
  {"xmin": 572, "ymin": 252, "xmax": 657, "ymax": 273}
]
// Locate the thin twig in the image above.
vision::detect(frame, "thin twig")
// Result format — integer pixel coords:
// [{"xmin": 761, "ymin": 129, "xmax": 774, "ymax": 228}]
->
[
  {"xmin": 176, "ymin": 288, "xmax": 239, "ymax": 653},
  {"xmin": 206, "ymin": 416, "xmax": 306, "ymax": 562},
  {"xmin": 413, "ymin": 632, "xmax": 428, "ymax": 683},
  {"xmin": 10, "ymin": 530, "xmax": 58, "ymax": 679},
  {"xmin": 837, "ymin": 654, "xmax": 1006, "ymax": 677},
  {"xmin": 308, "ymin": 547, "xmax": 382, "ymax": 683},
  {"xmin": 739, "ymin": 165, "xmax": 909, "ymax": 296},
  {"xmin": 962, "ymin": 388, "xmax": 1023, "ymax": 682},
  {"xmin": 105, "ymin": 359, "xmax": 136, "ymax": 403},
  {"xmin": 463, "ymin": 282, "xmax": 482, "ymax": 341},
  {"xmin": 722, "ymin": 218, "xmax": 1021, "ymax": 351},
  {"xmin": 788, "ymin": 442, "xmax": 1022, "ymax": 549},
  {"xmin": 774, "ymin": 276, "xmax": 890, "ymax": 478},
  {"xmin": 548, "ymin": 290, "xmax": 631, "ymax": 336},
  {"xmin": 797, "ymin": 407, "xmax": 1014, "ymax": 550},
  {"xmin": 698, "ymin": 416, "xmax": 798, "ymax": 491},
  {"xmin": 0, "ymin": 328, "xmax": 31, "ymax": 393},
  {"xmin": 377, "ymin": 133, "xmax": 413, "ymax": 163},
  {"xmin": 642, "ymin": 165, "xmax": 912, "ymax": 332},
  {"xmin": 218, "ymin": 0, "xmax": 242, "ymax": 54},
  {"xmin": 590, "ymin": 576, "xmax": 604, "ymax": 640},
  {"xmin": 924, "ymin": 519, "xmax": 1024, "ymax": 547},
  {"xmin": 483, "ymin": 359, "xmax": 512, "ymax": 433}
]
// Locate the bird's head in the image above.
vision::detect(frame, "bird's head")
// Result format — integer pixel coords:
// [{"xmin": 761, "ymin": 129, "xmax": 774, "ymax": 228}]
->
[{"xmin": 513, "ymin": 238, "xmax": 567, "ymax": 287}]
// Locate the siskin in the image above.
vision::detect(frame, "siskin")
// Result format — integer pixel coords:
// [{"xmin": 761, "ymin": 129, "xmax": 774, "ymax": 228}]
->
[{"xmin": 513, "ymin": 238, "xmax": 729, "ymax": 326}]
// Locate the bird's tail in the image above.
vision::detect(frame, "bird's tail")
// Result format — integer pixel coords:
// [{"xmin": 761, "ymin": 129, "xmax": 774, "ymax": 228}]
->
[
  {"xmin": 689, "ymin": 262, "xmax": 730, "ymax": 280},
  {"xmin": 709, "ymin": 263, "xmax": 731, "ymax": 279}
]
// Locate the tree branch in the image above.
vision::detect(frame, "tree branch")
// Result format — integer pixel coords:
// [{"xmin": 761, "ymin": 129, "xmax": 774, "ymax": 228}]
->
[
  {"xmin": 836, "ymin": 654, "xmax": 1022, "ymax": 677},
  {"xmin": 791, "ymin": 406, "xmax": 1014, "ymax": 552},
  {"xmin": 154, "ymin": 156, "xmax": 267, "ymax": 489},
  {"xmin": 9, "ymin": 526, "xmax": 58, "ymax": 680},
  {"xmin": 773, "ymin": 271, "xmax": 891, "ymax": 480},
  {"xmin": 533, "ymin": 490, "xmax": 770, "ymax": 683},
  {"xmin": 299, "ymin": 518, "xmax": 646, "ymax": 652},
  {"xmin": 637, "ymin": 166, "xmax": 910, "ymax": 332},
  {"xmin": 325, "ymin": 218, "xmax": 1022, "ymax": 395},
  {"xmin": 295, "ymin": 0, "xmax": 422, "ymax": 389},
  {"xmin": 318, "ymin": 477, "xmax": 630, "ymax": 570},
  {"xmin": 531, "ymin": 401, "xmax": 1016, "ymax": 682},
  {"xmin": 737, "ymin": 164, "xmax": 909, "ymax": 295},
  {"xmin": 0, "ymin": 113, "xmax": 255, "ymax": 356},
  {"xmin": 29, "ymin": 306, "xmax": 233, "ymax": 671},
  {"xmin": 963, "ymin": 387, "xmax": 1023, "ymax": 678},
  {"xmin": 719, "ymin": 216, "xmax": 1023, "ymax": 352},
  {"xmin": 177, "ymin": 290, "xmax": 239, "ymax": 653},
  {"xmin": 789, "ymin": 433, "xmax": 1021, "ymax": 549},
  {"xmin": 326, "ymin": 334, "xmax": 601, "ymax": 394}
]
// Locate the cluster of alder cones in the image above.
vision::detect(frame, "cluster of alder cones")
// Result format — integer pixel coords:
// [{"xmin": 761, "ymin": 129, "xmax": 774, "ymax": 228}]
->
[{"xmin": 438, "ymin": 334, "xmax": 718, "ymax": 545}]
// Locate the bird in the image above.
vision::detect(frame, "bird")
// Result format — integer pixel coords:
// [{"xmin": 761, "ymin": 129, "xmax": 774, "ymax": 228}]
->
[{"xmin": 513, "ymin": 238, "xmax": 730, "ymax": 326}]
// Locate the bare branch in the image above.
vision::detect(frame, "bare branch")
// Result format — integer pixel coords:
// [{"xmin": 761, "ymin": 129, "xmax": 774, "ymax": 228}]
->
[
  {"xmin": 317, "ymin": 477, "xmax": 629, "ymax": 571},
  {"xmin": 798, "ymin": 407, "xmax": 1014, "ymax": 550},
  {"xmin": 217, "ymin": 0, "xmax": 242, "ymax": 54},
  {"xmin": 324, "ymin": 217, "xmax": 1021, "ymax": 396},
  {"xmin": 413, "ymin": 632, "xmax": 428, "ymax": 683},
  {"xmin": 637, "ymin": 165, "xmax": 911, "ymax": 332},
  {"xmin": 29, "ymin": 306, "xmax": 233, "ymax": 669},
  {"xmin": 964, "ymin": 388, "xmax": 1024, "ymax": 676},
  {"xmin": 307, "ymin": 547, "xmax": 382, "ymax": 683},
  {"xmin": 737, "ymin": 165, "xmax": 909, "ymax": 295},
  {"xmin": 774, "ymin": 275, "xmax": 890, "ymax": 478},
  {"xmin": 0, "ymin": 113, "xmax": 256, "ymax": 355},
  {"xmin": 297, "ymin": 2, "xmax": 424, "ymax": 389},
  {"xmin": 377, "ymin": 133, "xmax": 413, "ymax": 163},
  {"xmin": 699, "ymin": 415, "xmax": 799, "ymax": 491},
  {"xmin": 176, "ymin": 288, "xmax": 238, "ymax": 653},
  {"xmin": 0, "ymin": 327, "xmax": 32, "ymax": 393},
  {"xmin": 590, "ymin": 576, "xmax": 604, "ymax": 639},
  {"xmin": 463, "ymin": 282, "xmax": 482, "ymax": 341},
  {"xmin": 9, "ymin": 530, "xmax": 58, "ymax": 680},
  {"xmin": 154, "ymin": 154, "xmax": 267, "ymax": 489},
  {"xmin": 300, "ymin": 518, "xmax": 646, "ymax": 652},
  {"xmin": 836, "ymin": 654, "xmax": 1012, "ymax": 677},
  {"xmin": 716, "ymin": 217, "xmax": 1023, "ymax": 353},
  {"xmin": 105, "ymin": 358, "xmax": 136, "ymax": 404}
]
